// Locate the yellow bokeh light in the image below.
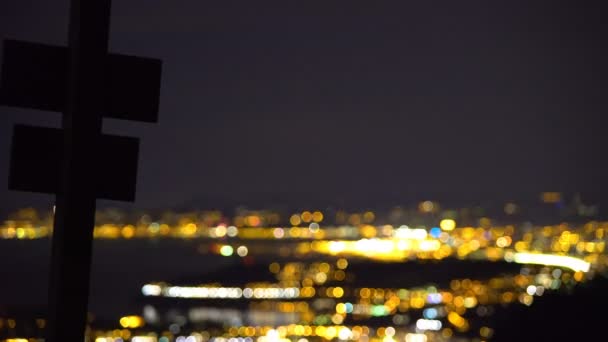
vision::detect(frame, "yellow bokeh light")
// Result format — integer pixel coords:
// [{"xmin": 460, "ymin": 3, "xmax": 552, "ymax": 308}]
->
[
  {"xmin": 118, "ymin": 315, "xmax": 144, "ymax": 328},
  {"xmin": 336, "ymin": 258, "xmax": 348, "ymax": 269},
  {"xmin": 440, "ymin": 219, "xmax": 456, "ymax": 231},
  {"xmin": 312, "ymin": 211, "xmax": 324, "ymax": 222},
  {"xmin": 301, "ymin": 211, "xmax": 313, "ymax": 223},
  {"xmin": 269, "ymin": 262, "xmax": 280, "ymax": 273},
  {"xmin": 289, "ymin": 214, "xmax": 301, "ymax": 226}
]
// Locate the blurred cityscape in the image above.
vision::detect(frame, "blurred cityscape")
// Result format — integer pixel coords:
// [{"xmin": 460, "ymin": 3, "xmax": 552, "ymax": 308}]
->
[{"xmin": 1, "ymin": 192, "xmax": 607, "ymax": 342}]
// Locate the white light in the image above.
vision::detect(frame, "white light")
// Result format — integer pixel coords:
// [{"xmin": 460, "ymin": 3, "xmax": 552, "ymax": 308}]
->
[
  {"xmin": 394, "ymin": 227, "xmax": 427, "ymax": 240},
  {"xmin": 159, "ymin": 285, "xmax": 298, "ymax": 299},
  {"xmin": 416, "ymin": 318, "xmax": 442, "ymax": 331},
  {"xmin": 338, "ymin": 327, "xmax": 352, "ymax": 340},
  {"xmin": 329, "ymin": 241, "xmax": 346, "ymax": 254},
  {"xmin": 419, "ymin": 240, "xmax": 440, "ymax": 252},
  {"xmin": 266, "ymin": 329, "xmax": 280, "ymax": 342},
  {"xmin": 226, "ymin": 226, "xmax": 238, "ymax": 237},
  {"xmin": 237, "ymin": 246, "xmax": 248, "ymax": 257},
  {"xmin": 142, "ymin": 284, "xmax": 162, "ymax": 296},
  {"xmin": 512, "ymin": 252, "xmax": 590, "ymax": 272},
  {"xmin": 273, "ymin": 228, "xmax": 285, "ymax": 238},
  {"xmin": 526, "ymin": 285, "xmax": 537, "ymax": 296},
  {"xmin": 405, "ymin": 333, "xmax": 427, "ymax": 342},
  {"xmin": 132, "ymin": 337, "xmax": 156, "ymax": 342}
]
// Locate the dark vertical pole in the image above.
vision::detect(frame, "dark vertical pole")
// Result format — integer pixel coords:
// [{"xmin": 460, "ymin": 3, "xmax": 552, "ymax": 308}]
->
[{"xmin": 46, "ymin": 1, "xmax": 111, "ymax": 341}]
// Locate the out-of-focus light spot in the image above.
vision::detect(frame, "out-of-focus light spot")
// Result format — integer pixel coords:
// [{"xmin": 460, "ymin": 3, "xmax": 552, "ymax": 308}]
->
[
  {"xmin": 121, "ymin": 330, "xmax": 131, "ymax": 340},
  {"xmin": 464, "ymin": 297, "xmax": 477, "ymax": 308},
  {"xmin": 226, "ymin": 226, "xmax": 238, "ymax": 237},
  {"xmin": 220, "ymin": 245, "xmax": 234, "ymax": 256},
  {"xmin": 312, "ymin": 211, "xmax": 324, "ymax": 222},
  {"xmin": 440, "ymin": 219, "xmax": 456, "ymax": 231},
  {"xmin": 309, "ymin": 222, "xmax": 320, "ymax": 233},
  {"xmin": 314, "ymin": 272, "xmax": 327, "ymax": 284},
  {"xmin": 448, "ymin": 311, "xmax": 466, "ymax": 328},
  {"xmin": 394, "ymin": 226, "xmax": 427, "ymax": 239},
  {"xmin": 141, "ymin": 284, "xmax": 162, "ymax": 296},
  {"xmin": 480, "ymin": 326, "xmax": 494, "ymax": 338},
  {"xmin": 246, "ymin": 215, "xmax": 261, "ymax": 227},
  {"xmin": 427, "ymin": 293, "xmax": 442, "ymax": 304},
  {"xmin": 496, "ymin": 236, "xmax": 511, "ymax": 248},
  {"xmin": 121, "ymin": 225, "xmax": 135, "ymax": 239},
  {"xmin": 329, "ymin": 241, "xmax": 346, "ymax": 254},
  {"xmin": 504, "ymin": 202, "xmax": 518, "ymax": 215},
  {"xmin": 237, "ymin": 245, "xmax": 248, "ymax": 257},
  {"xmin": 331, "ymin": 313, "xmax": 344, "ymax": 324},
  {"xmin": 290, "ymin": 214, "xmax": 301, "ymax": 226},
  {"xmin": 273, "ymin": 228, "xmax": 285, "ymax": 239},
  {"xmin": 363, "ymin": 211, "xmax": 375, "ymax": 223},
  {"xmin": 417, "ymin": 318, "xmax": 442, "ymax": 331},
  {"xmin": 371, "ymin": 305, "xmax": 388, "ymax": 316},
  {"xmin": 419, "ymin": 201, "xmax": 435, "ymax": 213},
  {"xmin": 405, "ymin": 333, "xmax": 427, "ymax": 342},
  {"xmin": 215, "ymin": 225, "xmax": 227, "ymax": 237},
  {"xmin": 423, "ymin": 307, "xmax": 438, "ymax": 319},
  {"xmin": 336, "ymin": 258, "xmax": 348, "ymax": 269},
  {"xmin": 526, "ymin": 285, "xmax": 537, "ymax": 296},
  {"xmin": 535, "ymin": 286, "xmax": 545, "ymax": 296},
  {"xmin": 131, "ymin": 337, "xmax": 156, "ymax": 342},
  {"xmin": 520, "ymin": 293, "xmax": 534, "ymax": 306},
  {"xmin": 269, "ymin": 262, "xmax": 280, "ymax": 273},
  {"xmin": 265, "ymin": 329, "xmax": 280, "ymax": 342},
  {"xmin": 169, "ymin": 323, "xmax": 180, "ymax": 334},
  {"xmin": 143, "ymin": 305, "xmax": 158, "ymax": 324},
  {"xmin": 552, "ymin": 269, "xmax": 562, "ymax": 278},
  {"xmin": 301, "ymin": 211, "xmax": 312, "ymax": 223},
  {"xmin": 119, "ymin": 315, "xmax": 144, "ymax": 328},
  {"xmin": 541, "ymin": 192, "xmax": 562, "ymax": 203},
  {"xmin": 429, "ymin": 227, "xmax": 441, "ymax": 238},
  {"xmin": 512, "ymin": 252, "xmax": 590, "ymax": 272},
  {"xmin": 338, "ymin": 327, "xmax": 352, "ymax": 340}
]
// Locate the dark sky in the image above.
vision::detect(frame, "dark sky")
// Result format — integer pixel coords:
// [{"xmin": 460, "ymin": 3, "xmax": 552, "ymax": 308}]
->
[{"xmin": 1, "ymin": 0, "xmax": 607, "ymax": 211}]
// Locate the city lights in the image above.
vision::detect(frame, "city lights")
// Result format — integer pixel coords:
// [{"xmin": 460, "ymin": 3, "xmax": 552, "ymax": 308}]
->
[{"xmin": 2, "ymin": 203, "xmax": 608, "ymax": 342}]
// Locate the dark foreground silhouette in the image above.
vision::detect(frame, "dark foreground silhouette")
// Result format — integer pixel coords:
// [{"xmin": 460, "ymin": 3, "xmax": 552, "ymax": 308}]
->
[{"xmin": 493, "ymin": 275, "xmax": 608, "ymax": 341}]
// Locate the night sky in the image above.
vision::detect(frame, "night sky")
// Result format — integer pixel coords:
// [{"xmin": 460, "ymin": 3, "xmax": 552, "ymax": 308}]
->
[{"xmin": 1, "ymin": 1, "xmax": 607, "ymax": 211}]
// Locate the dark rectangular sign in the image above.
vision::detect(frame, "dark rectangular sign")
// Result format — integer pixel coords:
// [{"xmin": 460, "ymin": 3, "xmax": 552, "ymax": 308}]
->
[
  {"xmin": 0, "ymin": 39, "xmax": 161, "ymax": 123},
  {"xmin": 9, "ymin": 125, "xmax": 140, "ymax": 201}
]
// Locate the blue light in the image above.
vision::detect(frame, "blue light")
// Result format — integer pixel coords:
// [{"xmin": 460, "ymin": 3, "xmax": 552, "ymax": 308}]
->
[
  {"xmin": 423, "ymin": 307, "xmax": 438, "ymax": 319},
  {"xmin": 430, "ymin": 227, "xmax": 441, "ymax": 238}
]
